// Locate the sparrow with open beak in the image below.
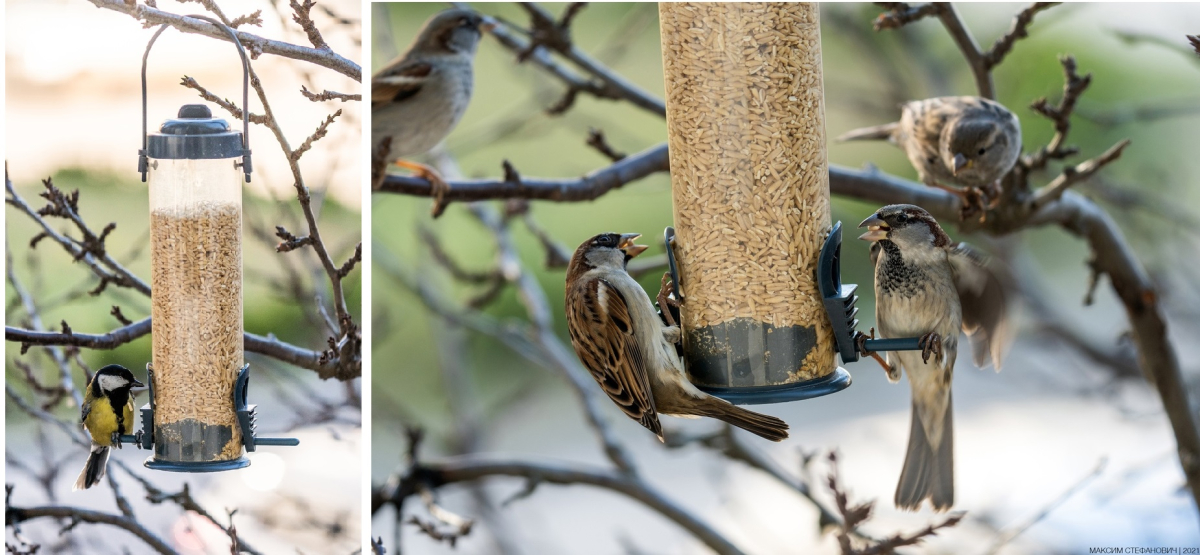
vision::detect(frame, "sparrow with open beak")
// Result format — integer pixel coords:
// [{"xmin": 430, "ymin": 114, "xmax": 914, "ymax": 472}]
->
[
  {"xmin": 565, "ymin": 233, "xmax": 790, "ymax": 442},
  {"xmin": 859, "ymin": 204, "xmax": 1009, "ymax": 511},
  {"xmin": 839, "ymin": 96, "xmax": 1021, "ymax": 216},
  {"xmin": 372, "ymin": 9, "xmax": 496, "ymax": 216}
]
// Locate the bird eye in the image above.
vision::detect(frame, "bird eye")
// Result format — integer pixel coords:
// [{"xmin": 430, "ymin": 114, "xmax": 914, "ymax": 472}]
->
[
  {"xmin": 896, "ymin": 213, "xmax": 908, "ymax": 224},
  {"xmin": 978, "ymin": 148, "xmax": 986, "ymax": 155}
]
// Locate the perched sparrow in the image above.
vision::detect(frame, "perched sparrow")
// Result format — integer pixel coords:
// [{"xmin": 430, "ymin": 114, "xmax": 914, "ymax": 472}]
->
[
  {"xmin": 858, "ymin": 204, "xmax": 1008, "ymax": 511},
  {"xmin": 74, "ymin": 364, "xmax": 144, "ymax": 490},
  {"xmin": 565, "ymin": 233, "xmax": 789, "ymax": 442},
  {"xmin": 372, "ymin": 9, "xmax": 494, "ymax": 216},
  {"xmin": 839, "ymin": 96, "xmax": 1021, "ymax": 214}
]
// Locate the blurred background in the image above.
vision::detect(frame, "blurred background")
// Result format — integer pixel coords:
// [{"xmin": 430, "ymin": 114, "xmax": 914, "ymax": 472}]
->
[
  {"xmin": 373, "ymin": 2, "xmax": 1200, "ymax": 554},
  {"xmin": 6, "ymin": 0, "xmax": 362, "ymax": 553}
]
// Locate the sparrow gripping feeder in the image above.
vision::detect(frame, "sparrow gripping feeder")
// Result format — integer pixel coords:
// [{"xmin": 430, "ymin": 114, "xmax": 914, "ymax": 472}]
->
[
  {"xmin": 129, "ymin": 16, "xmax": 296, "ymax": 472},
  {"xmin": 816, "ymin": 222, "xmax": 925, "ymax": 362},
  {"xmin": 658, "ymin": 3, "xmax": 850, "ymax": 405}
]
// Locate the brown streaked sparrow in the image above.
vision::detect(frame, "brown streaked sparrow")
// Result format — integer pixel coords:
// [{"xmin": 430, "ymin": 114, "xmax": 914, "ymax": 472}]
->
[
  {"xmin": 372, "ymin": 9, "xmax": 494, "ymax": 216},
  {"xmin": 839, "ymin": 96, "xmax": 1021, "ymax": 215},
  {"xmin": 565, "ymin": 233, "xmax": 790, "ymax": 442},
  {"xmin": 858, "ymin": 204, "xmax": 1008, "ymax": 511}
]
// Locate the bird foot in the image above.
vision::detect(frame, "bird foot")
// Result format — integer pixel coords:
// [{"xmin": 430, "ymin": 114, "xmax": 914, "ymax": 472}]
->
[
  {"xmin": 855, "ymin": 328, "xmax": 894, "ymax": 376},
  {"xmin": 394, "ymin": 160, "xmax": 451, "ymax": 218},
  {"xmin": 111, "ymin": 432, "xmax": 123, "ymax": 449},
  {"xmin": 918, "ymin": 332, "xmax": 943, "ymax": 364},
  {"xmin": 656, "ymin": 272, "xmax": 681, "ymax": 328},
  {"xmin": 929, "ymin": 181, "xmax": 990, "ymax": 222}
]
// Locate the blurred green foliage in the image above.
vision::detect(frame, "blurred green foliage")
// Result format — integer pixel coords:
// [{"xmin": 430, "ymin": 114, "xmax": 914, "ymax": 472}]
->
[{"xmin": 372, "ymin": 3, "xmax": 1200, "ymax": 468}]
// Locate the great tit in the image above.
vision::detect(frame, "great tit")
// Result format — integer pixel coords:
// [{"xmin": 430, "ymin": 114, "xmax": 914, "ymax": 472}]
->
[{"xmin": 73, "ymin": 364, "xmax": 143, "ymax": 490}]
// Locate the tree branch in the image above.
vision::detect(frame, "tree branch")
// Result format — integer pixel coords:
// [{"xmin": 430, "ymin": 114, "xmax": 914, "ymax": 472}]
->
[
  {"xmin": 6, "ymin": 504, "xmax": 175, "ymax": 555},
  {"xmin": 85, "ymin": 0, "xmax": 361, "ymax": 81}
]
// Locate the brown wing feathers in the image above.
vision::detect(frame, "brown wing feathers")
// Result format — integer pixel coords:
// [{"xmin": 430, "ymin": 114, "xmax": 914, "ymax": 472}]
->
[{"xmin": 567, "ymin": 277, "xmax": 662, "ymax": 437}]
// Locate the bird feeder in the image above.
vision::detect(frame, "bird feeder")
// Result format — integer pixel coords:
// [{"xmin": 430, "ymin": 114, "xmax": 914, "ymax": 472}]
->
[
  {"xmin": 658, "ymin": 2, "xmax": 850, "ymax": 404},
  {"xmin": 129, "ymin": 17, "xmax": 296, "ymax": 471}
]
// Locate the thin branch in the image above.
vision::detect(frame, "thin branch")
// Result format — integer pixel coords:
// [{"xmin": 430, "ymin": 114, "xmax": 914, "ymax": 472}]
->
[
  {"xmin": 377, "ymin": 143, "xmax": 668, "ymax": 201},
  {"xmin": 5, "ymin": 319, "xmax": 350, "ymax": 379},
  {"xmin": 484, "ymin": 4, "xmax": 665, "ymax": 116},
  {"xmin": 85, "ymin": 0, "xmax": 361, "ymax": 81},
  {"xmin": 1031, "ymin": 138, "xmax": 1131, "ymax": 209},
  {"xmin": 934, "ymin": 4, "xmax": 993, "ymax": 99},
  {"xmin": 289, "ymin": 0, "xmax": 329, "ymax": 51},
  {"xmin": 300, "ymin": 85, "xmax": 361, "ymax": 102},
  {"xmin": 390, "ymin": 457, "xmax": 747, "ymax": 555},
  {"xmin": 6, "ymin": 504, "xmax": 174, "ymax": 554},
  {"xmin": 872, "ymin": 3, "xmax": 942, "ymax": 31},
  {"xmin": 980, "ymin": 3, "xmax": 1059, "ymax": 70}
]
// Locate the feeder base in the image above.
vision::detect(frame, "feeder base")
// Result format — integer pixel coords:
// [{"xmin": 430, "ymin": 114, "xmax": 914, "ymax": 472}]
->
[
  {"xmin": 697, "ymin": 367, "xmax": 852, "ymax": 406},
  {"xmin": 143, "ymin": 455, "xmax": 250, "ymax": 473}
]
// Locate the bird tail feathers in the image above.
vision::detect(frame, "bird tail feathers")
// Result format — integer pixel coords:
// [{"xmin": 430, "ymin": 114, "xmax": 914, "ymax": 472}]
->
[
  {"xmin": 692, "ymin": 398, "xmax": 789, "ymax": 442},
  {"xmin": 836, "ymin": 122, "xmax": 899, "ymax": 143},
  {"xmin": 73, "ymin": 445, "xmax": 110, "ymax": 491},
  {"xmin": 895, "ymin": 393, "xmax": 954, "ymax": 511}
]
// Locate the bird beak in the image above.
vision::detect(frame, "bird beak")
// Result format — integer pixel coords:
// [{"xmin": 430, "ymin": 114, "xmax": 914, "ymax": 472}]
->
[
  {"xmin": 618, "ymin": 233, "xmax": 648, "ymax": 258},
  {"xmin": 479, "ymin": 16, "xmax": 498, "ymax": 33},
  {"xmin": 858, "ymin": 214, "xmax": 889, "ymax": 242},
  {"xmin": 952, "ymin": 153, "xmax": 970, "ymax": 175},
  {"xmin": 130, "ymin": 379, "xmax": 147, "ymax": 392}
]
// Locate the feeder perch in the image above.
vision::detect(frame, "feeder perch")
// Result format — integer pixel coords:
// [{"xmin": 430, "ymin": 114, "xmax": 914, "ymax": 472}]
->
[
  {"xmin": 658, "ymin": 3, "xmax": 850, "ymax": 404},
  {"xmin": 131, "ymin": 16, "xmax": 295, "ymax": 471}
]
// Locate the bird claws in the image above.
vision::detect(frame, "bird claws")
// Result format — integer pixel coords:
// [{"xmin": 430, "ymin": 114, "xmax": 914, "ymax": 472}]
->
[
  {"xmin": 856, "ymin": 328, "xmax": 895, "ymax": 375},
  {"xmin": 657, "ymin": 272, "xmax": 681, "ymax": 328},
  {"xmin": 395, "ymin": 160, "xmax": 451, "ymax": 218},
  {"xmin": 918, "ymin": 332, "xmax": 943, "ymax": 364},
  {"xmin": 111, "ymin": 432, "xmax": 123, "ymax": 449}
]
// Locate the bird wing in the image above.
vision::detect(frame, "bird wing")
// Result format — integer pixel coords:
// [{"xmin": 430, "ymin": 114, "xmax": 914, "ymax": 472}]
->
[
  {"xmin": 948, "ymin": 243, "xmax": 1009, "ymax": 370},
  {"xmin": 567, "ymin": 276, "xmax": 662, "ymax": 436},
  {"xmin": 371, "ymin": 60, "xmax": 433, "ymax": 107}
]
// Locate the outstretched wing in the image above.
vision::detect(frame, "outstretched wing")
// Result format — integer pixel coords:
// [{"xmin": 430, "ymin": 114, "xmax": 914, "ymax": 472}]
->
[
  {"xmin": 566, "ymin": 277, "xmax": 661, "ymax": 437},
  {"xmin": 371, "ymin": 59, "xmax": 433, "ymax": 108},
  {"xmin": 948, "ymin": 243, "xmax": 1009, "ymax": 370}
]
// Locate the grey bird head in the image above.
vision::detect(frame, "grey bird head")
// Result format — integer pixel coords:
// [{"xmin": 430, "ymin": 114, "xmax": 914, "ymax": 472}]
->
[
  {"xmin": 941, "ymin": 116, "xmax": 1017, "ymax": 184},
  {"xmin": 93, "ymin": 364, "xmax": 144, "ymax": 394},
  {"xmin": 412, "ymin": 9, "xmax": 494, "ymax": 57},
  {"xmin": 858, "ymin": 204, "xmax": 951, "ymax": 252},
  {"xmin": 573, "ymin": 232, "xmax": 648, "ymax": 272}
]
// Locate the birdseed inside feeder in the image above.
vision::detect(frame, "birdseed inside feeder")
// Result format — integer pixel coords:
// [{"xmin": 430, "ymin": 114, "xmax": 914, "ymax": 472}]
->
[{"xmin": 659, "ymin": 2, "xmax": 851, "ymax": 404}]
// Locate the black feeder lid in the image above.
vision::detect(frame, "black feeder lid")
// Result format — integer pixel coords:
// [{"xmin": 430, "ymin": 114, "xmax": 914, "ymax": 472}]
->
[{"xmin": 146, "ymin": 104, "xmax": 245, "ymax": 160}]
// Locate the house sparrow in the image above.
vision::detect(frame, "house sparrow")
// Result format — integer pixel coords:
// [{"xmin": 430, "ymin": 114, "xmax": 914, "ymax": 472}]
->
[
  {"xmin": 372, "ymin": 9, "xmax": 494, "ymax": 216},
  {"xmin": 858, "ymin": 204, "xmax": 1008, "ymax": 511},
  {"xmin": 565, "ymin": 233, "xmax": 789, "ymax": 442},
  {"xmin": 839, "ymin": 96, "xmax": 1021, "ymax": 216}
]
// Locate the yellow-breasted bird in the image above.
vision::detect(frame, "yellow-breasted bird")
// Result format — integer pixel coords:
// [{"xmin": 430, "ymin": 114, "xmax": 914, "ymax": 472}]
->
[{"xmin": 73, "ymin": 364, "xmax": 143, "ymax": 490}]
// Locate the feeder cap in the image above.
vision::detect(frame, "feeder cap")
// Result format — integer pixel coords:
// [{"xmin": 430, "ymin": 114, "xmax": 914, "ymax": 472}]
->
[{"xmin": 146, "ymin": 103, "xmax": 245, "ymax": 160}]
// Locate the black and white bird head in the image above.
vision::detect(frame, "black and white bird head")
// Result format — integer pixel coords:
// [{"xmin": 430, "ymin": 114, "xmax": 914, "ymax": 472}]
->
[{"xmin": 92, "ymin": 364, "xmax": 145, "ymax": 394}]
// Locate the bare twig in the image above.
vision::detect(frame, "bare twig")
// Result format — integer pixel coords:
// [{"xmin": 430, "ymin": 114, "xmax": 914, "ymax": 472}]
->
[
  {"xmin": 1031, "ymin": 138, "xmax": 1131, "ymax": 208},
  {"xmin": 6, "ymin": 503, "xmax": 174, "ymax": 554},
  {"xmin": 300, "ymin": 85, "xmax": 361, "ymax": 102},
  {"xmin": 85, "ymin": 0, "xmax": 361, "ymax": 80}
]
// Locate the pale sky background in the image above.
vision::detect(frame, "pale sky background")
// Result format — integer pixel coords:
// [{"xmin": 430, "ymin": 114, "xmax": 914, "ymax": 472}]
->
[{"xmin": 4, "ymin": 0, "xmax": 363, "ymax": 210}]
